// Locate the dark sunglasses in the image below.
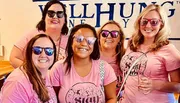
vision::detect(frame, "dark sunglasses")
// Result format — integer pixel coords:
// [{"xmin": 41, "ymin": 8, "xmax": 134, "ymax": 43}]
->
[
  {"xmin": 73, "ymin": 35, "xmax": 96, "ymax": 45},
  {"xmin": 101, "ymin": 30, "xmax": 119, "ymax": 38},
  {"xmin": 140, "ymin": 18, "xmax": 162, "ymax": 26},
  {"xmin": 32, "ymin": 46, "xmax": 54, "ymax": 56},
  {"xmin": 47, "ymin": 10, "xmax": 64, "ymax": 18}
]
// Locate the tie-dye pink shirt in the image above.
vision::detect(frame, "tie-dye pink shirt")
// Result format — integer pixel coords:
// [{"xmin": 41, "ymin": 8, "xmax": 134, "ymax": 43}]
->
[
  {"xmin": 120, "ymin": 44, "xmax": 180, "ymax": 103},
  {"xmin": 50, "ymin": 59, "xmax": 117, "ymax": 103},
  {"xmin": 15, "ymin": 29, "xmax": 68, "ymax": 62},
  {"xmin": 0, "ymin": 68, "xmax": 57, "ymax": 103}
]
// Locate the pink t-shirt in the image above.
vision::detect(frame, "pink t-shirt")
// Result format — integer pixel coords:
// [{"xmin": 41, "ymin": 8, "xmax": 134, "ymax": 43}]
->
[
  {"xmin": 15, "ymin": 29, "xmax": 68, "ymax": 62},
  {"xmin": 120, "ymin": 44, "xmax": 180, "ymax": 103},
  {"xmin": 50, "ymin": 59, "xmax": 117, "ymax": 103},
  {"xmin": 0, "ymin": 68, "xmax": 57, "ymax": 103},
  {"xmin": 100, "ymin": 56, "xmax": 123, "ymax": 94}
]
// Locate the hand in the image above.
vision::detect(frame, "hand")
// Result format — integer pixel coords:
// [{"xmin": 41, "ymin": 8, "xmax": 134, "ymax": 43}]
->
[{"xmin": 138, "ymin": 76, "xmax": 153, "ymax": 94}]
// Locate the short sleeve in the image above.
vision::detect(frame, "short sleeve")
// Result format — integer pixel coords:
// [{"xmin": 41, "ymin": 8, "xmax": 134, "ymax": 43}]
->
[
  {"xmin": 15, "ymin": 29, "xmax": 44, "ymax": 51},
  {"xmin": 0, "ymin": 81, "xmax": 29, "ymax": 103},
  {"xmin": 49, "ymin": 61, "xmax": 64, "ymax": 86},
  {"xmin": 163, "ymin": 44, "xmax": 180, "ymax": 71},
  {"xmin": 103, "ymin": 61, "xmax": 117, "ymax": 86}
]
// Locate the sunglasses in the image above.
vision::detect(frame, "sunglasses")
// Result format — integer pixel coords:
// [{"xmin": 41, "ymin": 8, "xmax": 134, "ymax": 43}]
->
[
  {"xmin": 32, "ymin": 46, "xmax": 54, "ymax": 56},
  {"xmin": 47, "ymin": 10, "xmax": 64, "ymax": 18},
  {"xmin": 140, "ymin": 18, "xmax": 162, "ymax": 26},
  {"xmin": 101, "ymin": 30, "xmax": 119, "ymax": 38},
  {"xmin": 73, "ymin": 35, "xmax": 96, "ymax": 45}
]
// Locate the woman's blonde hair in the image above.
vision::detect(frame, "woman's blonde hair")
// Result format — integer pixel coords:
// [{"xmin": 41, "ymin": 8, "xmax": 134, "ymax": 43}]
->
[{"xmin": 129, "ymin": 4, "xmax": 170, "ymax": 51}]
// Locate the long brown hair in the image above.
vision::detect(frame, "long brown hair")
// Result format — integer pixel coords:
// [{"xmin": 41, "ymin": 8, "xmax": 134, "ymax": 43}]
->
[{"xmin": 21, "ymin": 34, "xmax": 57, "ymax": 102}]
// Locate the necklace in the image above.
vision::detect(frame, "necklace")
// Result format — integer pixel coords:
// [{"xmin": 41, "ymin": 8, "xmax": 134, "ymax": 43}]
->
[{"xmin": 139, "ymin": 44, "xmax": 151, "ymax": 53}]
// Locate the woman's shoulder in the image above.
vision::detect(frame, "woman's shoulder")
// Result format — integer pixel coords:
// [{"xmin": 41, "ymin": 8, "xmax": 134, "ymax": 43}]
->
[
  {"xmin": 156, "ymin": 43, "xmax": 180, "ymax": 60},
  {"xmin": 92, "ymin": 59, "xmax": 112, "ymax": 69},
  {"xmin": 6, "ymin": 68, "xmax": 24, "ymax": 80},
  {"xmin": 1, "ymin": 68, "xmax": 34, "ymax": 102},
  {"xmin": 4, "ymin": 68, "xmax": 30, "ymax": 87},
  {"xmin": 54, "ymin": 60, "xmax": 65, "ymax": 66},
  {"xmin": 159, "ymin": 43, "xmax": 179, "ymax": 53},
  {"xmin": 24, "ymin": 29, "xmax": 44, "ymax": 37},
  {"xmin": 17, "ymin": 29, "xmax": 44, "ymax": 43},
  {"xmin": 92, "ymin": 60, "xmax": 117, "ymax": 85},
  {"xmin": 51, "ymin": 61, "xmax": 67, "ymax": 72}
]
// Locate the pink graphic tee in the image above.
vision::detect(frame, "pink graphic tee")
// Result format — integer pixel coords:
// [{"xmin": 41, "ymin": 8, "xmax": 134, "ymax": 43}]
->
[
  {"xmin": 15, "ymin": 29, "xmax": 68, "ymax": 62},
  {"xmin": 0, "ymin": 68, "xmax": 57, "ymax": 103},
  {"xmin": 50, "ymin": 59, "xmax": 117, "ymax": 103},
  {"xmin": 120, "ymin": 44, "xmax": 180, "ymax": 103}
]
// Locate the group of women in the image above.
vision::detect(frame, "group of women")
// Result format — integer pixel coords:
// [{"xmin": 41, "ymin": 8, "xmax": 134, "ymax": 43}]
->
[{"xmin": 0, "ymin": 0, "xmax": 180, "ymax": 103}]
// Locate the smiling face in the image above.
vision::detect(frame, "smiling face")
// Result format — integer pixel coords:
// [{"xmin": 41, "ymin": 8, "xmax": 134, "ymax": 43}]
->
[
  {"xmin": 72, "ymin": 28, "xmax": 95, "ymax": 60},
  {"xmin": 45, "ymin": 3, "xmax": 65, "ymax": 31},
  {"xmin": 100, "ymin": 24, "xmax": 120, "ymax": 50},
  {"xmin": 32, "ymin": 37, "xmax": 54, "ymax": 72},
  {"xmin": 140, "ymin": 10, "xmax": 162, "ymax": 42}
]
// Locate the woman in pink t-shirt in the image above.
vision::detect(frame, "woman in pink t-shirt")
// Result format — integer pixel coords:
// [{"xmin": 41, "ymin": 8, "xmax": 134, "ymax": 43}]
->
[
  {"xmin": 97, "ymin": 20, "xmax": 126, "ymax": 95},
  {"xmin": 0, "ymin": 34, "xmax": 57, "ymax": 103},
  {"xmin": 9, "ymin": 0, "xmax": 69, "ymax": 68},
  {"xmin": 120, "ymin": 4, "xmax": 180, "ymax": 103},
  {"xmin": 50, "ymin": 24, "xmax": 117, "ymax": 103}
]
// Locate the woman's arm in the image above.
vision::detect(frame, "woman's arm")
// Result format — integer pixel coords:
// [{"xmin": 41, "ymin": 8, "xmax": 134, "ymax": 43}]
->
[
  {"xmin": 9, "ymin": 46, "xmax": 24, "ymax": 68},
  {"xmin": 139, "ymin": 68, "xmax": 180, "ymax": 93},
  {"xmin": 153, "ymin": 68, "xmax": 180, "ymax": 93},
  {"xmin": 104, "ymin": 81, "xmax": 117, "ymax": 103}
]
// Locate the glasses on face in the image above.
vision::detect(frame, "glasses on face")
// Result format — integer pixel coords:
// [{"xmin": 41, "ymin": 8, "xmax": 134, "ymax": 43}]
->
[
  {"xmin": 101, "ymin": 30, "xmax": 119, "ymax": 38},
  {"xmin": 73, "ymin": 35, "xmax": 96, "ymax": 45},
  {"xmin": 32, "ymin": 46, "xmax": 54, "ymax": 56},
  {"xmin": 47, "ymin": 10, "xmax": 64, "ymax": 18},
  {"xmin": 140, "ymin": 18, "xmax": 161, "ymax": 26}
]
